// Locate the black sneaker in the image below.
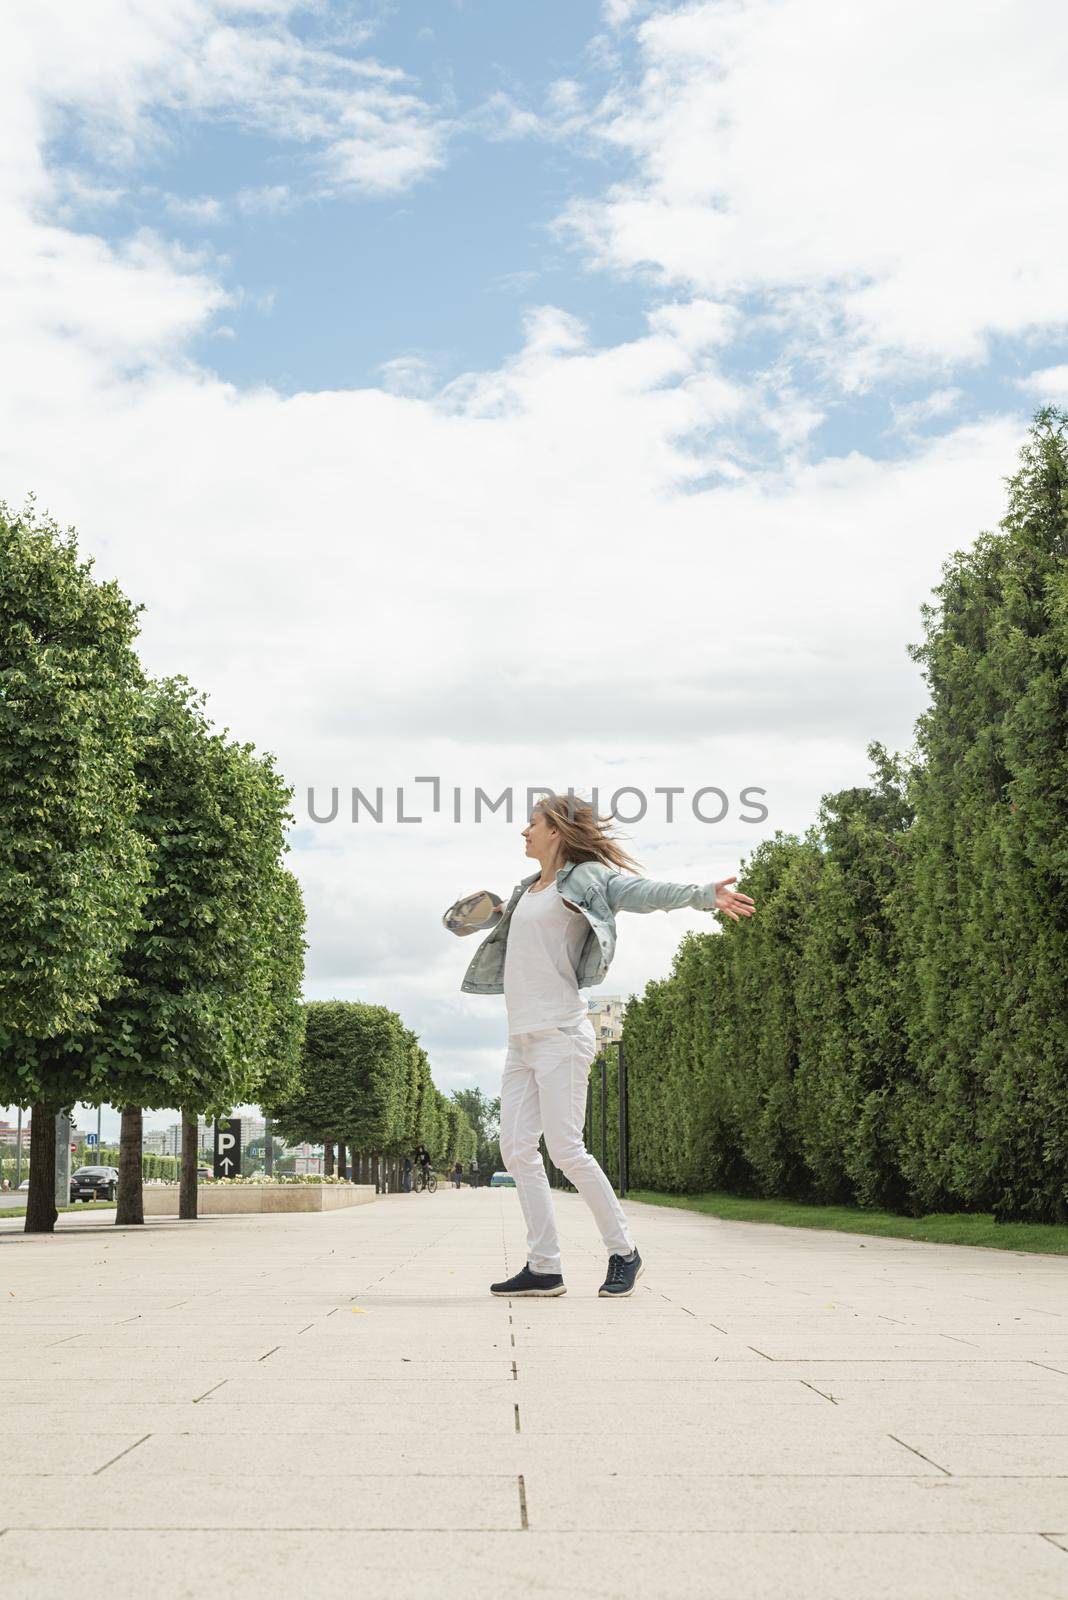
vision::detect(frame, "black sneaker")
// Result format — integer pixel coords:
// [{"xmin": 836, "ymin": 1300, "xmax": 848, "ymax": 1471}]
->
[
  {"xmin": 598, "ymin": 1248, "xmax": 643, "ymax": 1297},
  {"xmin": 490, "ymin": 1262, "xmax": 566, "ymax": 1297}
]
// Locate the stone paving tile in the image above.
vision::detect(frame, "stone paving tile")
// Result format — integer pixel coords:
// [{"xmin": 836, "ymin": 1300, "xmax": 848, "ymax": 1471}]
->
[
  {"xmin": 733, "ymin": 1337, "xmax": 1057, "ymax": 1360},
  {"xmin": 520, "ymin": 1472, "xmax": 1068, "ymax": 1533},
  {"xmin": 193, "ymin": 1375, "xmax": 523, "ymax": 1405},
  {"xmin": 514, "ymin": 1390, "xmax": 828, "ymax": 1432},
  {"xmin": 0, "ymin": 1401, "xmax": 519, "ymax": 1434},
  {"xmin": 882, "ymin": 1433, "xmax": 1068, "ymax": 1476},
  {"xmin": 101, "ymin": 1433, "xmax": 525, "ymax": 1478},
  {"xmin": 0, "ymin": 1473, "xmax": 521, "ymax": 1529},
  {"xmin": 0, "ymin": 1375, "xmax": 259, "ymax": 1405},
  {"xmin": 2, "ymin": 1529, "xmax": 1067, "ymax": 1600},
  {"xmin": 7, "ymin": 1434, "xmax": 152, "ymax": 1475},
  {"xmin": 804, "ymin": 1379, "xmax": 1068, "ymax": 1407},
  {"xmin": 818, "ymin": 1404, "xmax": 1068, "ymax": 1435}
]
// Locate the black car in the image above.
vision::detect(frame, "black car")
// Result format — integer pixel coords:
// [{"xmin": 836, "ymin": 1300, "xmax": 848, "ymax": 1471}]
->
[{"xmin": 69, "ymin": 1165, "xmax": 119, "ymax": 1203}]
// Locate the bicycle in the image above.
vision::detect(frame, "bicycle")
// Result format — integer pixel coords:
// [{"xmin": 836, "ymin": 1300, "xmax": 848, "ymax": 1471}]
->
[{"xmin": 413, "ymin": 1166, "xmax": 437, "ymax": 1194}]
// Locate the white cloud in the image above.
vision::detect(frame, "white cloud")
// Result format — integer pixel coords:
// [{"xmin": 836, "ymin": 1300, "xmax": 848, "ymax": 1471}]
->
[
  {"xmin": 646, "ymin": 298, "xmax": 737, "ymax": 352},
  {"xmin": 547, "ymin": 78, "xmax": 584, "ymax": 115},
  {"xmin": 602, "ymin": 0, "xmax": 644, "ymax": 24},
  {"xmin": 377, "ymin": 353, "xmax": 439, "ymax": 398},
  {"xmin": 1017, "ymin": 365, "xmax": 1068, "ymax": 399},
  {"xmin": 164, "ymin": 192, "xmax": 226, "ymax": 226},
  {"xmin": 0, "ymin": 210, "xmax": 229, "ymax": 386},
  {"xmin": 889, "ymin": 388, "xmax": 963, "ymax": 435},
  {"xmin": 236, "ymin": 184, "xmax": 295, "ymax": 215},
  {"xmin": 1, "ymin": 0, "xmax": 449, "ymax": 206},
  {"xmin": 565, "ymin": 0, "xmax": 1068, "ymax": 379}
]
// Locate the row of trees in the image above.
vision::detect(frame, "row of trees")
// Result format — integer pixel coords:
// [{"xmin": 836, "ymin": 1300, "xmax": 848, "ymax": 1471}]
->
[
  {"xmin": 0, "ymin": 501, "xmax": 494, "ymax": 1227},
  {"xmin": 621, "ymin": 410, "xmax": 1068, "ymax": 1224},
  {"xmin": 267, "ymin": 1001, "xmax": 477, "ymax": 1179},
  {"xmin": 0, "ymin": 498, "xmax": 308, "ymax": 1230},
  {"xmin": 451, "ymin": 1086, "xmax": 502, "ymax": 1177}
]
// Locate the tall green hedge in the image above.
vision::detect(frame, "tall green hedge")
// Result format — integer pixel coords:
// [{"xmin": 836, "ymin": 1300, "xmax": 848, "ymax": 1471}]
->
[{"xmin": 621, "ymin": 410, "xmax": 1068, "ymax": 1224}]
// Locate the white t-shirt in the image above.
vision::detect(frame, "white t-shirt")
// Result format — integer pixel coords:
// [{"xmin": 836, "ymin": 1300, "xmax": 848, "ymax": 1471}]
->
[{"xmin": 503, "ymin": 881, "xmax": 590, "ymax": 1035}]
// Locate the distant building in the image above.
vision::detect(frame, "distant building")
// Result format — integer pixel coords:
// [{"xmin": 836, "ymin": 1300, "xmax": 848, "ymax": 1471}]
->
[
  {"xmin": 586, "ymin": 996, "xmax": 626, "ymax": 1044},
  {"xmin": 0, "ymin": 1120, "xmax": 32, "ymax": 1149},
  {"xmin": 239, "ymin": 1117, "xmax": 266, "ymax": 1149},
  {"xmin": 291, "ymin": 1155, "xmax": 324, "ymax": 1175},
  {"xmin": 142, "ymin": 1130, "xmax": 169, "ymax": 1155}
]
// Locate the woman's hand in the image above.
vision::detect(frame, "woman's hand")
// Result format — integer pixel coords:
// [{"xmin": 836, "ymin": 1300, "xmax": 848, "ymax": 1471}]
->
[{"xmin": 712, "ymin": 876, "xmax": 756, "ymax": 923}]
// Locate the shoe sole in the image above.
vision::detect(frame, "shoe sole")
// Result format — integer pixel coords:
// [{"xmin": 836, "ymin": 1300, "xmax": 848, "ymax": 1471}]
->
[
  {"xmin": 490, "ymin": 1284, "xmax": 567, "ymax": 1297},
  {"xmin": 598, "ymin": 1262, "xmax": 645, "ymax": 1298}
]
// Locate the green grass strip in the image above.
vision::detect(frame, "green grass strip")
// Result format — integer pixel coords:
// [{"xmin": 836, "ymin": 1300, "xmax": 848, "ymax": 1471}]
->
[{"xmin": 628, "ymin": 1189, "xmax": 1068, "ymax": 1256}]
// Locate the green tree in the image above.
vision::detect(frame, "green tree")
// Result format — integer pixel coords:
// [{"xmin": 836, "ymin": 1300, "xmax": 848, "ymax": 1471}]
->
[
  {"xmin": 901, "ymin": 406, "xmax": 1068, "ymax": 1220},
  {"xmin": 793, "ymin": 745, "xmax": 914, "ymax": 1208},
  {"xmin": 269, "ymin": 1001, "xmax": 410, "ymax": 1161},
  {"xmin": 451, "ymin": 1086, "xmax": 501, "ymax": 1174},
  {"xmin": 29, "ymin": 675, "xmax": 305, "ymax": 1224},
  {"xmin": 0, "ymin": 500, "xmax": 151, "ymax": 1232}
]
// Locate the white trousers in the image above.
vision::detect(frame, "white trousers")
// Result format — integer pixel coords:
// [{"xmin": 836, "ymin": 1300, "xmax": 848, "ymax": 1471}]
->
[{"xmin": 498, "ymin": 1015, "xmax": 635, "ymax": 1275}]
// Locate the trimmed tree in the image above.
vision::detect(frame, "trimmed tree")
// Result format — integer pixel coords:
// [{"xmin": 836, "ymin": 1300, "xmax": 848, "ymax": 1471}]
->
[
  {"xmin": 0, "ymin": 499, "xmax": 150, "ymax": 1233},
  {"xmin": 35, "ymin": 674, "xmax": 304, "ymax": 1224}
]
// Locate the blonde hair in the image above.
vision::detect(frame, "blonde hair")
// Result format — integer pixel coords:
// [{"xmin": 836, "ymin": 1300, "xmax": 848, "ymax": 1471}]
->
[{"xmin": 531, "ymin": 791, "xmax": 643, "ymax": 874}]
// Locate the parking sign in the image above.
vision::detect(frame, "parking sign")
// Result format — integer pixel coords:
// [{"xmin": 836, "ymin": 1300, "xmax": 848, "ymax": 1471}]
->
[{"xmin": 213, "ymin": 1118, "xmax": 242, "ymax": 1179}]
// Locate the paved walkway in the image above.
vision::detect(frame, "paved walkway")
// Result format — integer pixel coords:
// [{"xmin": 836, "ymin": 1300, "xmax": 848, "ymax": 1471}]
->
[{"xmin": 1, "ymin": 1189, "xmax": 1067, "ymax": 1599}]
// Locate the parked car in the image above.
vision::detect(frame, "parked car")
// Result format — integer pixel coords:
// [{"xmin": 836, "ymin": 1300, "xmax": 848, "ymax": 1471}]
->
[
  {"xmin": 196, "ymin": 1165, "xmax": 213, "ymax": 1182},
  {"xmin": 489, "ymin": 1170, "xmax": 516, "ymax": 1188},
  {"xmin": 69, "ymin": 1165, "xmax": 119, "ymax": 1203}
]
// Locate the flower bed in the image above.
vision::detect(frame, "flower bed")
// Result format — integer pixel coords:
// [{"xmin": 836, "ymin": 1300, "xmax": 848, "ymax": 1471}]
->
[{"xmin": 206, "ymin": 1174, "xmax": 351, "ymax": 1186}]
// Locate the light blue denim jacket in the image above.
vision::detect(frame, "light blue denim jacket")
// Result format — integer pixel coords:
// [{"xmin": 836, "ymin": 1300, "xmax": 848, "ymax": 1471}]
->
[{"xmin": 459, "ymin": 858, "xmax": 719, "ymax": 995}]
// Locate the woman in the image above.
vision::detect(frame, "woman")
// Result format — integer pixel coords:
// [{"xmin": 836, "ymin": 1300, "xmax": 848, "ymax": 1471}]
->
[{"xmin": 457, "ymin": 791, "xmax": 755, "ymax": 1299}]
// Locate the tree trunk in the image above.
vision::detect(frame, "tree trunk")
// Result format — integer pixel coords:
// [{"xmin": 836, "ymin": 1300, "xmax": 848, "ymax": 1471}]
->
[
  {"xmin": 24, "ymin": 1103, "xmax": 57, "ymax": 1234},
  {"xmin": 337, "ymin": 1140, "xmax": 347, "ymax": 1180},
  {"xmin": 324, "ymin": 1141, "xmax": 335, "ymax": 1177},
  {"xmin": 179, "ymin": 1112, "xmax": 198, "ymax": 1220},
  {"xmin": 115, "ymin": 1107, "xmax": 144, "ymax": 1225},
  {"xmin": 264, "ymin": 1117, "xmax": 273, "ymax": 1178}
]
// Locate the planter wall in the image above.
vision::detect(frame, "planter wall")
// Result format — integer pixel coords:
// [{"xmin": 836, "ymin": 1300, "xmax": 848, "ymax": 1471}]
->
[{"xmin": 142, "ymin": 1184, "xmax": 376, "ymax": 1216}]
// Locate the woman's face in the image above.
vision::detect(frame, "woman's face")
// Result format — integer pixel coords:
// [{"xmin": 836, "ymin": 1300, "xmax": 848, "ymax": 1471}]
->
[{"xmin": 522, "ymin": 807, "xmax": 560, "ymax": 862}]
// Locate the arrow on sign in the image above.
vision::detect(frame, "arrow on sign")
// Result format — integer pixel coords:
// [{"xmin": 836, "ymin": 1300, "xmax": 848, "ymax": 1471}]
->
[{"xmin": 219, "ymin": 1157, "xmax": 234, "ymax": 1174}]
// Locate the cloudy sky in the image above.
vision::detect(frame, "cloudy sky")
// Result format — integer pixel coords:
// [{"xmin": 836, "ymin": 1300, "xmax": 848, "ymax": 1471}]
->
[{"xmin": 2, "ymin": 0, "xmax": 1066, "ymax": 1140}]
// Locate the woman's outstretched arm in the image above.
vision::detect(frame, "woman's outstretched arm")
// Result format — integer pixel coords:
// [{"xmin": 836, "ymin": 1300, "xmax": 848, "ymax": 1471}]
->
[{"xmin": 604, "ymin": 870, "xmax": 755, "ymax": 924}]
